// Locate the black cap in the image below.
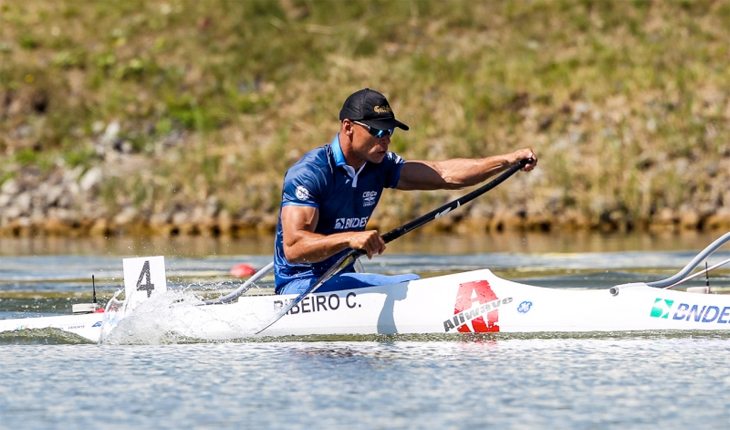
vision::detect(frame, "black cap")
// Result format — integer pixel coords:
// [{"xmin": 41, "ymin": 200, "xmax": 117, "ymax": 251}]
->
[{"xmin": 339, "ymin": 88, "xmax": 409, "ymax": 131}]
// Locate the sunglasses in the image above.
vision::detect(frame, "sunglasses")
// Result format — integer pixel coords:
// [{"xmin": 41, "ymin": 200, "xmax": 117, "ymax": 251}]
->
[{"xmin": 353, "ymin": 121, "xmax": 395, "ymax": 139}]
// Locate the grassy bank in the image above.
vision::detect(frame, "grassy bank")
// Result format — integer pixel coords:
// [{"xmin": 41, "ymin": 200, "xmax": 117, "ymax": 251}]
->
[{"xmin": 1, "ymin": 0, "xmax": 729, "ymax": 236}]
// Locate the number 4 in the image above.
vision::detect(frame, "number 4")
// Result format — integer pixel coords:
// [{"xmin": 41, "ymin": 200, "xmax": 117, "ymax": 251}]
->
[{"xmin": 136, "ymin": 260, "xmax": 155, "ymax": 298}]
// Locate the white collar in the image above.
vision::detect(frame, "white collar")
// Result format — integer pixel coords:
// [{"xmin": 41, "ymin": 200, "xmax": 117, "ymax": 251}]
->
[{"xmin": 342, "ymin": 163, "xmax": 366, "ymax": 188}]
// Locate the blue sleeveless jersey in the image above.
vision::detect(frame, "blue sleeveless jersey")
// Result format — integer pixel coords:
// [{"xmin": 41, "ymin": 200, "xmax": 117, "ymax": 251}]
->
[{"xmin": 274, "ymin": 134, "xmax": 405, "ymax": 292}]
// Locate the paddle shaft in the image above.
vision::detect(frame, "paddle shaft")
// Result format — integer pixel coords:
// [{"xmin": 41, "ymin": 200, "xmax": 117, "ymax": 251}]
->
[
  {"xmin": 381, "ymin": 159, "xmax": 529, "ymax": 245},
  {"xmin": 255, "ymin": 159, "xmax": 530, "ymax": 334}
]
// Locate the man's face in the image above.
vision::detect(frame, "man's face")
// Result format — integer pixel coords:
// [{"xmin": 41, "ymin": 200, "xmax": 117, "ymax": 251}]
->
[{"xmin": 352, "ymin": 122, "xmax": 392, "ymax": 164}]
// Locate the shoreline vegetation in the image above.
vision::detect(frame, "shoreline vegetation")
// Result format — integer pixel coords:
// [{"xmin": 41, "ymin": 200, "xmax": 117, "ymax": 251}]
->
[{"xmin": 1, "ymin": 1, "xmax": 729, "ymax": 238}]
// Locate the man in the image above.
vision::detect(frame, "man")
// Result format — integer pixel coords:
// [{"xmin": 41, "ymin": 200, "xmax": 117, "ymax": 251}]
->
[{"xmin": 274, "ymin": 88, "xmax": 537, "ymax": 295}]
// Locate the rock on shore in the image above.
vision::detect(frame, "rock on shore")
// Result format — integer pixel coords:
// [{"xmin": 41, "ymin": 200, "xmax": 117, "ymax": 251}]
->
[{"xmin": 1, "ymin": 163, "xmax": 728, "ymax": 237}]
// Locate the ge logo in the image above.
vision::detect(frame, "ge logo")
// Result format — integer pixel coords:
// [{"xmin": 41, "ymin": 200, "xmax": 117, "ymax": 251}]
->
[{"xmin": 517, "ymin": 301, "xmax": 533, "ymax": 313}]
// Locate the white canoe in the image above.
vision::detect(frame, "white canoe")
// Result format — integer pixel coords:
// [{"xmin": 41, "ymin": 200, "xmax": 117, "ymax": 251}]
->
[
  {"xmin": 1, "ymin": 268, "xmax": 729, "ymax": 343},
  {"xmin": 0, "ymin": 312, "xmax": 104, "ymax": 342},
  {"xmin": 129, "ymin": 268, "xmax": 730, "ymax": 338},
  {"xmin": 1, "ymin": 232, "xmax": 728, "ymax": 343}
]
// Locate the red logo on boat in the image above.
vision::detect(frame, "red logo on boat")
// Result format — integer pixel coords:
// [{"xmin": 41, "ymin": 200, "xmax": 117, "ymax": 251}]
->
[
  {"xmin": 452, "ymin": 280, "xmax": 500, "ymax": 333},
  {"xmin": 443, "ymin": 280, "xmax": 511, "ymax": 333}
]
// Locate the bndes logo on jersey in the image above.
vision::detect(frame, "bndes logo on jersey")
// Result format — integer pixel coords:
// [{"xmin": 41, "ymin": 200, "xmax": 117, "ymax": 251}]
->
[
  {"xmin": 362, "ymin": 191, "xmax": 378, "ymax": 207},
  {"xmin": 334, "ymin": 217, "xmax": 369, "ymax": 230}
]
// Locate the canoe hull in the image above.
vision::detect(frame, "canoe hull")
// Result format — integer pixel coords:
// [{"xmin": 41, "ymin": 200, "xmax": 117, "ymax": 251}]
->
[
  {"xmin": 0, "ymin": 312, "xmax": 105, "ymax": 341},
  {"xmin": 218, "ymin": 269, "xmax": 730, "ymax": 336},
  {"xmin": 3, "ymin": 269, "xmax": 730, "ymax": 343}
]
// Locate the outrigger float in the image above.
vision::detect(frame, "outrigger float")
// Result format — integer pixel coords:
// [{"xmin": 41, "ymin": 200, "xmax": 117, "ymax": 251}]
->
[{"xmin": 0, "ymin": 232, "xmax": 728, "ymax": 344}]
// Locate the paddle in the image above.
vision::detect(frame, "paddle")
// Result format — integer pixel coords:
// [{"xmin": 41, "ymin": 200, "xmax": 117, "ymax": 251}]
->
[
  {"xmin": 254, "ymin": 158, "xmax": 532, "ymax": 334},
  {"xmin": 203, "ymin": 261, "xmax": 274, "ymax": 305}
]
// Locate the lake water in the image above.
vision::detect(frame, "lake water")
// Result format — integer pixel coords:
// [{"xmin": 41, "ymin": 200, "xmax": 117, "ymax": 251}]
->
[{"xmin": 1, "ymin": 231, "xmax": 729, "ymax": 429}]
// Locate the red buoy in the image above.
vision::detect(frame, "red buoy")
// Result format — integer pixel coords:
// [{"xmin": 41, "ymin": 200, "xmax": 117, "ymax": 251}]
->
[{"xmin": 230, "ymin": 263, "xmax": 256, "ymax": 278}]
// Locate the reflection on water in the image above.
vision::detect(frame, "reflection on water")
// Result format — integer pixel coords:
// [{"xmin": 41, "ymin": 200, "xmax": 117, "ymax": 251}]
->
[
  {"xmin": 0, "ymin": 234, "xmax": 274, "ymax": 257},
  {"xmin": 0, "ymin": 230, "xmax": 725, "ymax": 256}
]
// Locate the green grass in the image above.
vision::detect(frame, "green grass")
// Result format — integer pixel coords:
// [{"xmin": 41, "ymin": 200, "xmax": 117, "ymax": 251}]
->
[{"xmin": 1, "ymin": 0, "xmax": 729, "ymax": 233}]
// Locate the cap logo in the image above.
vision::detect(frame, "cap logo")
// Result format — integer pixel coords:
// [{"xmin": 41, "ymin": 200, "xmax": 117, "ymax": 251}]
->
[{"xmin": 373, "ymin": 105, "xmax": 391, "ymax": 114}]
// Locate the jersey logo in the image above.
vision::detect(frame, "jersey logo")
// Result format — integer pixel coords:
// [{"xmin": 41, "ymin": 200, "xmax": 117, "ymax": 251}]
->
[
  {"xmin": 295, "ymin": 185, "xmax": 310, "ymax": 201},
  {"xmin": 334, "ymin": 217, "xmax": 369, "ymax": 230},
  {"xmin": 362, "ymin": 191, "xmax": 378, "ymax": 207}
]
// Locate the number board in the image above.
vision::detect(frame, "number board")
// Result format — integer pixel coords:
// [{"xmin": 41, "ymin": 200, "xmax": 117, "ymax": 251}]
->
[{"xmin": 122, "ymin": 256, "xmax": 168, "ymax": 310}]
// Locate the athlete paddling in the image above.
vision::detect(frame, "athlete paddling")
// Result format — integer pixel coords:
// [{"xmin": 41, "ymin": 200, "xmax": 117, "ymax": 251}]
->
[{"xmin": 274, "ymin": 88, "xmax": 537, "ymax": 295}]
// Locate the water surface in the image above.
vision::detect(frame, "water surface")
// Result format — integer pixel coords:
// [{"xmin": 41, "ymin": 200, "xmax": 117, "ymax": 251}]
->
[
  {"xmin": 1, "ymin": 338, "xmax": 729, "ymax": 429},
  {"xmin": 1, "ymin": 231, "xmax": 729, "ymax": 429}
]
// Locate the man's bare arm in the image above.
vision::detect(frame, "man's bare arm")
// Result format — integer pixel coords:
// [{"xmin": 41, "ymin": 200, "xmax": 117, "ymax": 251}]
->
[
  {"xmin": 281, "ymin": 205, "xmax": 385, "ymax": 263},
  {"xmin": 396, "ymin": 148, "xmax": 536, "ymax": 191}
]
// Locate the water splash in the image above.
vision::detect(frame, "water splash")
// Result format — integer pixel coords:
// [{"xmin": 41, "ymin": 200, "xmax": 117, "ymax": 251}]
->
[{"xmin": 99, "ymin": 290, "xmax": 267, "ymax": 345}]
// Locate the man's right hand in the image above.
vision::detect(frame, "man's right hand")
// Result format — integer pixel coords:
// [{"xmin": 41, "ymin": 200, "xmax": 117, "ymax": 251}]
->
[{"xmin": 348, "ymin": 230, "xmax": 386, "ymax": 258}]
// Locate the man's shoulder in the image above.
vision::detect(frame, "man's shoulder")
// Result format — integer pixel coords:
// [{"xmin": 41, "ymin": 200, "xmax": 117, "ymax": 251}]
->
[
  {"xmin": 383, "ymin": 151, "xmax": 405, "ymax": 165},
  {"xmin": 368, "ymin": 151, "xmax": 405, "ymax": 173},
  {"xmin": 284, "ymin": 145, "xmax": 332, "ymax": 181},
  {"xmin": 291, "ymin": 145, "xmax": 331, "ymax": 169}
]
